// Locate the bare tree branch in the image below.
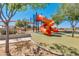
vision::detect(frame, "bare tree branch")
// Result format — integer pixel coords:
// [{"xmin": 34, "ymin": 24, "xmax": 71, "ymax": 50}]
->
[
  {"xmin": 70, "ymin": 20, "xmax": 74, "ymax": 27},
  {"xmin": 5, "ymin": 4, "xmax": 9, "ymax": 19},
  {"xmin": 8, "ymin": 9, "xmax": 17, "ymax": 22},
  {"xmin": 0, "ymin": 4, "xmax": 6, "ymax": 23},
  {"xmin": 0, "ymin": 4, "xmax": 7, "ymax": 20},
  {"xmin": 74, "ymin": 20, "xmax": 79, "ymax": 26},
  {"xmin": 1, "ymin": 10, "xmax": 7, "ymax": 20}
]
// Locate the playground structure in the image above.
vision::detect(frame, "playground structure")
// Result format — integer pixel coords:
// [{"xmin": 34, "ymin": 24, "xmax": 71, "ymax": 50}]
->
[{"xmin": 36, "ymin": 14, "xmax": 59, "ymax": 36}]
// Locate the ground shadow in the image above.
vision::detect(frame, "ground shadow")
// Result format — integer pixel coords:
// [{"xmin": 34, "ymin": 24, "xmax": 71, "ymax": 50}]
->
[
  {"xmin": 50, "ymin": 43, "xmax": 79, "ymax": 56},
  {"xmin": 36, "ymin": 32, "xmax": 62, "ymax": 37},
  {"xmin": 6, "ymin": 52, "xmax": 11, "ymax": 56},
  {"xmin": 51, "ymin": 32, "xmax": 63, "ymax": 37},
  {"xmin": 51, "ymin": 34, "xmax": 62, "ymax": 37}
]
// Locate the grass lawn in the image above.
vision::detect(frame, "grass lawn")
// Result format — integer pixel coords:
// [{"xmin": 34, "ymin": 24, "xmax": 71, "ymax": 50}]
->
[{"xmin": 32, "ymin": 32, "xmax": 79, "ymax": 51}]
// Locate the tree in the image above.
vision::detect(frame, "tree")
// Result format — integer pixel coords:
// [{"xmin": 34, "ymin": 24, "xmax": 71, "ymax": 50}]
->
[
  {"xmin": 52, "ymin": 13, "xmax": 65, "ymax": 27},
  {"xmin": 32, "ymin": 4, "xmax": 47, "ymax": 32},
  {"xmin": 31, "ymin": 4, "xmax": 46, "ymax": 32},
  {"xmin": 60, "ymin": 3, "xmax": 79, "ymax": 37},
  {"xmin": 0, "ymin": 3, "xmax": 27, "ymax": 55},
  {"xmin": 22, "ymin": 20, "xmax": 28, "ymax": 31},
  {"xmin": 15, "ymin": 20, "xmax": 28, "ymax": 31},
  {"xmin": 15, "ymin": 20, "xmax": 24, "ymax": 27},
  {"xmin": 0, "ymin": 3, "xmax": 47, "ymax": 55}
]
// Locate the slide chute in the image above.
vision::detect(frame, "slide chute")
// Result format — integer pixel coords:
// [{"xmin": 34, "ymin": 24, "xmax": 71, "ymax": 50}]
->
[{"xmin": 36, "ymin": 14, "xmax": 59, "ymax": 36}]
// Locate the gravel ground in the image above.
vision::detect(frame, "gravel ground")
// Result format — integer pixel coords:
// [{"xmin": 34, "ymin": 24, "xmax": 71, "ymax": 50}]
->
[{"xmin": 0, "ymin": 40, "xmax": 57, "ymax": 56}]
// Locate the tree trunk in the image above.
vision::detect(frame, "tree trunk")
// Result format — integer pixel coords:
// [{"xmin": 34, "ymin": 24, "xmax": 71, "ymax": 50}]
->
[
  {"xmin": 36, "ymin": 22, "xmax": 38, "ymax": 33},
  {"xmin": 72, "ymin": 26, "xmax": 75, "ymax": 37},
  {"xmin": 5, "ymin": 23, "xmax": 10, "ymax": 55},
  {"xmin": 37, "ymin": 22, "xmax": 39, "ymax": 32},
  {"xmin": 24, "ymin": 26, "xmax": 26, "ymax": 31},
  {"xmin": 32, "ymin": 22, "xmax": 34, "ymax": 32}
]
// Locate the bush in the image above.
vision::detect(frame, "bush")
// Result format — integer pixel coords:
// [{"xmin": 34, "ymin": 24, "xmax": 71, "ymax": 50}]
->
[
  {"xmin": 0, "ymin": 29, "xmax": 6, "ymax": 35},
  {"xmin": 0, "ymin": 29, "xmax": 17, "ymax": 35},
  {"xmin": 9, "ymin": 29, "xmax": 17, "ymax": 34},
  {"xmin": 27, "ymin": 25, "xmax": 31, "ymax": 28}
]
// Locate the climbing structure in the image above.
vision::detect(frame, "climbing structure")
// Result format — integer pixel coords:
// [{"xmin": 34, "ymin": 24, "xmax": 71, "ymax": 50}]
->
[{"xmin": 36, "ymin": 14, "xmax": 59, "ymax": 36}]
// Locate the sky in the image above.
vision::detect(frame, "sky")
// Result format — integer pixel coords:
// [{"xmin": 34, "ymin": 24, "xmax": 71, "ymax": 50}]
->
[{"xmin": 0, "ymin": 3, "xmax": 79, "ymax": 28}]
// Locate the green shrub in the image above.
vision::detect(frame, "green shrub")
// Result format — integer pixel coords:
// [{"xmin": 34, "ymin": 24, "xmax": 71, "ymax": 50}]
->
[
  {"xmin": 9, "ymin": 29, "xmax": 17, "ymax": 34},
  {"xmin": 0, "ymin": 29, "xmax": 6, "ymax": 35},
  {"xmin": 27, "ymin": 25, "xmax": 31, "ymax": 28},
  {"xmin": 0, "ymin": 29, "xmax": 17, "ymax": 35}
]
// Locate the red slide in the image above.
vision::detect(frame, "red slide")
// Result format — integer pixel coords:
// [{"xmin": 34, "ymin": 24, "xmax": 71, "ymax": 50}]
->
[{"xmin": 36, "ymin": 14, "xmax": 59, "ymax": 36}]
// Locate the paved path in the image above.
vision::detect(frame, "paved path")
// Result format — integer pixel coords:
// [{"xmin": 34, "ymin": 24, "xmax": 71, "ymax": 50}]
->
[{"xmin": 0, "ymin": 37, "xmax": 31, "ymax": 44}]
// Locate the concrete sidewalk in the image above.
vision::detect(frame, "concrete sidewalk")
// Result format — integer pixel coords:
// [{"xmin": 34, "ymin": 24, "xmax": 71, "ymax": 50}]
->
[{"xmin": 0, "ymin": 37, "xmax": 31, "ymax": 44}]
